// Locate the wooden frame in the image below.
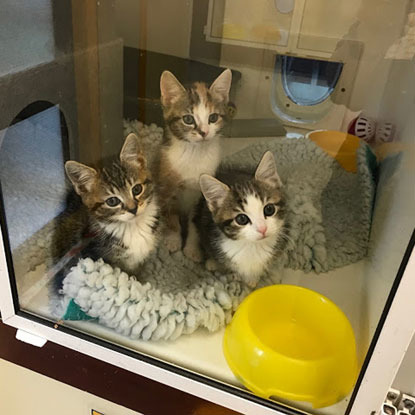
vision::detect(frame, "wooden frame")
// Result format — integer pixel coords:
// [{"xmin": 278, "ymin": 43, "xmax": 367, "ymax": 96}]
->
[
  {"xmin": 70, "ymin": 0, "xmax": 101, "ymax": 164},
  {"xmin": 70, "ymin": 0, "xmax": 123, "ymax": 163}
]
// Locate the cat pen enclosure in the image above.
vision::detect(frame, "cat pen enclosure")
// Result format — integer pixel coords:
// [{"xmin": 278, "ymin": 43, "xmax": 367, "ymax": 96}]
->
[{"xmin": 0, "ymin": 1, "xmax": 414, "ymax": 414}]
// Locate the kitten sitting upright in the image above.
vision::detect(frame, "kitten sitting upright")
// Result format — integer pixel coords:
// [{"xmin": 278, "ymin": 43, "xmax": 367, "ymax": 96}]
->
[
  {"xmin": 64, "ymin": 133, "xmax": 160, "ymax": 274},
  {"xmin": 157, "ymin": 69, "xmax": 232, "ymax": 261},
  {"xmin": 197, "ymin": 152, "xmax": 286, "ymax": 287}
]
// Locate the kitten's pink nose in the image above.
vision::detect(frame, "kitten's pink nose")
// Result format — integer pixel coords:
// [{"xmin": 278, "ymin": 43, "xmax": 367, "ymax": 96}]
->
[
  {"xmin": 200, "ymin": 126, "xmax": 209, "ymax": 138},
  {"xmin": 257, "ymin": 225, "xmax": 267, "ymax": 236}
]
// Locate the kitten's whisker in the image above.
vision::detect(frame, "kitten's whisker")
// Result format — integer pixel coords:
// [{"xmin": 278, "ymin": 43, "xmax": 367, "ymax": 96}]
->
[{"xmin": 278, "ymin": 231, "xmax": 295, "ymax": 248}]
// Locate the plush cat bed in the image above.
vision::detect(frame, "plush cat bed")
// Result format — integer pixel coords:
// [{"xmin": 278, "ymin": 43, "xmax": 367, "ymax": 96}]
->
[{"xmin": 49, "ymin": 123, "xmax": 376, "ymax": 341}]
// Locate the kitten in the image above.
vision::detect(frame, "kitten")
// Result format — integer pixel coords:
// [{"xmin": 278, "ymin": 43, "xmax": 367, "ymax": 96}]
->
[
  {"xmin": 197, "ymin": 151, "xmax": 286, "ymax": 287},
  {"xmin": 63, "ymin": 133, "xmax": 160, "ymax": 274},
  {"xmin": 157, "ymin": 69, "xmax": 232, "ymax": 262}
]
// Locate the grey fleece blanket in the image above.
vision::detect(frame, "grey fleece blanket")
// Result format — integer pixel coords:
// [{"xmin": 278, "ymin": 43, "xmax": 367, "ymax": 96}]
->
[{"xmin": 47, "ymin": 134, "xmax": 375, "ymax": 341}]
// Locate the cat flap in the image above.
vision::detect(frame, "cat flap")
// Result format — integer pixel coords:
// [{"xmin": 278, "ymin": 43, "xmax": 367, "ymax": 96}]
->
[
  {"xmin": 254, "ymin": 151, "xmax": 282, "ymax": 188},
  {"xmin": 199, "ymin": 174, "xmax": 230, "ymax": 211}
]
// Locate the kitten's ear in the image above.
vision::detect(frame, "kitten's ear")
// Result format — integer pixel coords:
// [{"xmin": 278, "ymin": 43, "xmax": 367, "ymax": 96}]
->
[
  {"xmin": 120, "ymin": 133, "xmax": 146, "ymax": 169},
  {"xmin": 160, "ymin": 71, "xmax": 186, "ymax": 107},
  {"xmin": 65, "ymin": 161, "xmax": 98, "ymax": 196},
  {"xmin": 200, "ymin": 174, "xmax": 230, "ymax": 211},
  {"xmin": 209, "ymin": 69, "xmax": 232, "ymax": 102},
  {"xmin": 255, "ymin": 151, "xmax": 282, "ymax": 188}
]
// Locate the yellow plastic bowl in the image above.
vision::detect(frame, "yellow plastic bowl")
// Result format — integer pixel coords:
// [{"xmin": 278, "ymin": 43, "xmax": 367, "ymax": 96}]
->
[
  {"xmin": 306, "ymin": 130, "xmax": 361, "ymax": 173},
  {"xmin": 223, "ymin": 285, "xmax": 357, "ymax": 408}
]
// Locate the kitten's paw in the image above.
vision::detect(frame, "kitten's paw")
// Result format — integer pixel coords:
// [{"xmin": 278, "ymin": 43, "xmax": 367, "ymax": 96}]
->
[
  {"xmin": 205, "ymin": 259, "xmax": 219, "ymax": 272},
  {"xmin": 243, "ymin": 275, "xmax": 260, "ymax": 288},
  {"xmin": 183, "ymin": 244, "xmax": 203, "ymax": 263},
  {"xmin": 165, "ymin": 232, "xmax": 182, "ymax": 253}
]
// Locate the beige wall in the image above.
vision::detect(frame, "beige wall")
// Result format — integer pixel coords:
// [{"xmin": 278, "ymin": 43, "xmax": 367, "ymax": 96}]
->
[
  {"xmin": 112, "ymin": 0, "xmax": 410, "ymax": 123},
  {"xmin": 344, "ymin": 0, "xmax": 410, "ymax": 116},
  {"xmin": 217, "ymin": 0, "xmax": 410, "ymax": 124},
  {"xmin": 113, "ymin": 0, "xmax": 410, "ymax": 124},
  {"xmin": 114, "ymin": 0, "xmax": 193, "ymax": 58},
  {"xmin": 111, "ymin": 0, "xmax": 410, "ymax": 128},
  {"xmin": 0, "ymin": 359, "xmax": 143, "ymax": 415}
]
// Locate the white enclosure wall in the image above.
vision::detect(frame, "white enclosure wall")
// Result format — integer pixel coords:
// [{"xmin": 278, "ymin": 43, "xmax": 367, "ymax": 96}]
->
[{"xmin": 363, "ymin": 57, "xmax": 415, "ymax": 341}]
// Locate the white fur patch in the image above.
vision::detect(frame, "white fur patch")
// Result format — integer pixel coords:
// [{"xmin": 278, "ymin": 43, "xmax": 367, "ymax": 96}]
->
[
  {"xmin": 194, "ymin": 103, "xmax": 211, "ymax": 138},
  {"xmin": 167, "ymin": 138, "xmax": 220, "ymax": 185},
  {"xmin": 167, "ymin": 137, "xmax": 221, "ymax": 212},
  {"xmin": 100, "ymin": 198, "xmax": 159, "ymax": 270},
  {"xmin": 219, "ymin": 234, "xmax": 278, "ymax": 286}
]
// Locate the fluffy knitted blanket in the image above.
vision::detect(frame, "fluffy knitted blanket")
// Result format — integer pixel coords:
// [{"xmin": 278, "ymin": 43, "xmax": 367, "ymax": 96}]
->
[{"xmin": 42, "ymin": 121, "xmax": 376, "ymax": 341}]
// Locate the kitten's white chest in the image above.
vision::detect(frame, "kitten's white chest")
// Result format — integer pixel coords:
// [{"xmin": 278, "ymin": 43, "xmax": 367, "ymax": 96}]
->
[
  {"xmin": 220, "ymin": 236, "xmax": 277, "ymax": 286},
  {"xmin": 104, "ymin": 201, "xmax": 158, "ymax": 271},
  {"xmin": 121, "ymin": 219, "xmax": 157, "ymax": 268},
  {"xmin": 167, "ymin": 139, "xmax": 220, "ymax": 188},
  {"xmin": 167, "ymin": 138, "xmax": 221, "ymax": 213}
]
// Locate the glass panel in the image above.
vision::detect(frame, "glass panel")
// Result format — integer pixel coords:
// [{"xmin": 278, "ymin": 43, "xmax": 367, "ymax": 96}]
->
[{"xmin": 1, "ymin": 1, "xmax": 414, "ymax": 415}]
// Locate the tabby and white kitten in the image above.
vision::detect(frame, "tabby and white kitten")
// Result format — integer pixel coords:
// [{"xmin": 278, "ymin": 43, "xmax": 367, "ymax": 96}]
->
[
  {"xmin": 197, "ymin": 152, "xmax": 285, "ymax": 287},
  {"xmin": 64, "ymin": 133, "xmax": 160, "ymax": 274},
  {"xmin": 157, "ymin": 69, "xmax": 232, "ymax": 261}
]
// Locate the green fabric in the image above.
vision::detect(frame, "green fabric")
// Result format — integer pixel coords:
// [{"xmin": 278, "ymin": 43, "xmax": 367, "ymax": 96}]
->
[
  {"xmin": 63, "ymin": 299, "xmax": 96, "ymax": 321},
  {"xmin": 366, "ymin": 145, "xmax": 378, "ymax": 179}
]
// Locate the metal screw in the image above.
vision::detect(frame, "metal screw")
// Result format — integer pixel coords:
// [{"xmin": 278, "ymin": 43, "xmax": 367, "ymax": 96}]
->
[
  {"xmin": 403, "ymin": 399, "xmax": 415, "ymax": 410},
  {"xmin": 387, "ymin": 392, "xmax": 398, "ymax": 401},
  {"xmin": 383, "ymin": 404, "xmax": 396, "ymax": 415}
]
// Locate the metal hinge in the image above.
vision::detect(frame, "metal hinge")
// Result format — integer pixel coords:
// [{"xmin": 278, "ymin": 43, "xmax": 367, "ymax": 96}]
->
[{"xmin": 380, "ymin": 388, "xmax": 415, "ymax": 415}]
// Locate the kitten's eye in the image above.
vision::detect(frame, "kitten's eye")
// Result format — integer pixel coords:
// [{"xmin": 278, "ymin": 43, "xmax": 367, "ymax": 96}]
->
[
  {"xmin": 132, "ymin": 184, "xmax": 143, "ymax": 196},
  {"xmin": 264, "ymin": 204, "xmax": 276, "ymax": 217},
  {"xmin": 182, "ymin": 114, "xmax": 195, "ymax": 125},
  {"xmin": 235, "ymin": 214, "xmax": 250, "ymax": 226},
  {"xmin": 106, "ymin": 197, "xmax": 121, "ymax": 207},
  {"xmin": 208, "ymin": 113, "xmax": 219, "ymax": 123}
]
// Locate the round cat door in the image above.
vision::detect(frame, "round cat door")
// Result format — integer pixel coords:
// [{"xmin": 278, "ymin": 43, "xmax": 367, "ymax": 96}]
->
[{"xmin": 272, "ymin": 54, "xmax": 344, "ymax": 125}]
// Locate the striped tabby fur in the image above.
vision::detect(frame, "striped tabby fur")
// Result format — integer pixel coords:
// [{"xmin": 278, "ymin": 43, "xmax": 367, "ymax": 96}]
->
[
  {"xmin": 59, "ymin": 133, "xmax": 160, "ymax": 275},
  {"xmin": 197, "ymin": 152, "xmax": 286, "ymax": 287}
]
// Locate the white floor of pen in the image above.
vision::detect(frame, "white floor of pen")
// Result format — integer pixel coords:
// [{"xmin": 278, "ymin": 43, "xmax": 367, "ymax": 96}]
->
[{"xmin": 17, "ymin": 256, "xmax": 368, "ymax": 415}]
